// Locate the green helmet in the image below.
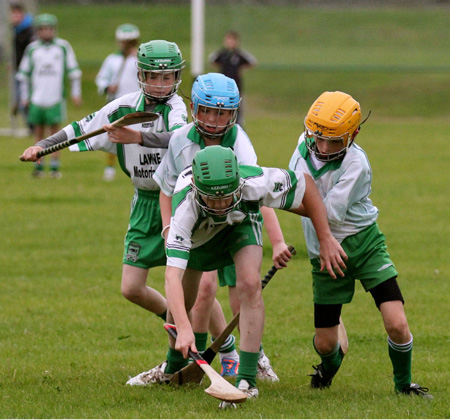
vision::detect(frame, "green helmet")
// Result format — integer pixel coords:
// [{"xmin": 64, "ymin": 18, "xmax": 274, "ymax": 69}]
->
[
  {"xmin": 136, "ymin": 40, "xmax": 185, "ymax": 102},
  {"xmin": 191, "ymin": 146, "xmax": 244, "ymax": 215},
  {"xmin": 115, "ymin": 24, "xmax": 140, "ymax": 41},
  {"xmin": 35, "ymin": 13, "xmax": 58, "ymax": 28}
]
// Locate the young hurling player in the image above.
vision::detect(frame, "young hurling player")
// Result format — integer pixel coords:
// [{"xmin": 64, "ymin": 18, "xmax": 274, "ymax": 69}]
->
[
  {"xmin": 125, "ymin": 73, "xmax": 292, "ymax": 386},
  {"xmin": 20, "ymin": 39, "xmax": 186, "ymax": 351},
  {"xmin": 17, "ymin": 13, "xmax": 82, "ymax": 178},
  {"xmin": 158, "ymin": 145, "xmax": 347, "ymax": 403},
  {"xmin": 95, "ymin": 23, "xmax": 141, "ymax": 181},
  {"xmin": 288, "ymin": 91, "xmax": 432, "ymax": 399}
]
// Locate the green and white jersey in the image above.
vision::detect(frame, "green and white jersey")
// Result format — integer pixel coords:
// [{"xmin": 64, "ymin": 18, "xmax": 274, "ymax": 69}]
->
[
  {"xmin": 166, "ymin": 164, "xmax": 306, "ymax": 270},
  {"xmin": 289, "ymin": 133, "xmax": 379, "ymax": 259},
  {"xmin": 17, "ymin": 38, "xmax": 82, "ymax": 107},
  {"xmin": 95, "ymin": 52, "xmax": 139, "ymax": 100},
  {"xmin": 154, "ymin": 123, "xmax": 258, "ymax": 197},
  {"xmin": 67, "ymin": 91, "xmax": 187, "ymax": 191}
]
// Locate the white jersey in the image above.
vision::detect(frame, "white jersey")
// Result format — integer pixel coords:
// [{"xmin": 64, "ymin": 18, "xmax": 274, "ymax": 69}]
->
[
  {"xmin": 17, "ymin": 38, "xmax": 82, "ymax": 107},
  {"xmin": 289, "ymin": 133, "xmax": 379, "ymax": 259},
  {"xmin": 68, "ymin": 91, "xmax": 188, "ymax": 191},
  {"xmin": 154, "ymin": 123, "xmax": 258, "ymax": 196},
  {"xmin": 95, "ymin": 52, "xmax": 139, "ymax": 100},
  {"xmin": 166, "ymin": 164, "xmax": 306, "ymax": 270}
]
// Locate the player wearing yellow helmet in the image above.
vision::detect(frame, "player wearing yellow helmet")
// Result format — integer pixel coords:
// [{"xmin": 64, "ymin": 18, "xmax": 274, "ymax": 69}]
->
[{"xmin": 289, "ymin": 91, "xmax": 432, "ymax": 398}]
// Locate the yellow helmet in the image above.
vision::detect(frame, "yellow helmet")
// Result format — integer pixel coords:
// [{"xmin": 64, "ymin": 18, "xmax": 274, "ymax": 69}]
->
[{"xmin": 304, "ymin": 91, "xmax": 362, "ymax": 162}]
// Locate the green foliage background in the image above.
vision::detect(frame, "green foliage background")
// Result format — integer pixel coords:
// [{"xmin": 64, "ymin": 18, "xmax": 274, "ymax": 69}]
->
[{"xmin": 0, "ymin": 3, "xmax": 449, "ymax": 419}]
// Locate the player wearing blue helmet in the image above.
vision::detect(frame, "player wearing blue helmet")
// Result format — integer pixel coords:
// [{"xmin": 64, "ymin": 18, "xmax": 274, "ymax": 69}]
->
[
  {"xmin": 126, "ymin": 73, "xmax": 291, "ymax": 387},
  {"xmin": 191, "ymin": 72, "xmax": 240, "ymax": 139}
]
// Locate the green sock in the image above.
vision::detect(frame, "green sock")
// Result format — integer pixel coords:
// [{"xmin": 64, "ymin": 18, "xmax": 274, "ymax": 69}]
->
[
  {"xmin": 156, "ymin": 310, "xmax": 167, "ymax": 321},
  {"xmin": 313, "ymin": 336, "xmax": 344, "ymax": 374},
  {"xmin": 165, "ymin": 347, "xmax": 188, "ymax": 374},
  {"xmin": 388, "ymin": 335, "xmax": 412, "ymax": 391},
  {"xmin": 195, "ymin": 332, "xmax": 208, "ymax": 353},
  {"xmin": 236, "ymin": 350, "xmax": 259, "ymax": 388}
]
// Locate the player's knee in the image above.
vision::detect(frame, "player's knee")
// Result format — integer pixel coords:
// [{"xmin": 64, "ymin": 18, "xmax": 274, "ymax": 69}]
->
[
  {"xmin": 385, "ymin": 317, "xmax": 410, "ymax": 342},
  {"xmin": 121, "ymin": 281, "xmax": 143, "ymax": 303},
  {"xmin": 314, "ymin": 333, "xmax": 338, "ymax": 354},
  {"xmin": 198, "ymin": 276, "xmax": 217, "ymax": 300},
  {"xmin": 236, "ymin": 274, "xmax": 262, "ymax": 303}
]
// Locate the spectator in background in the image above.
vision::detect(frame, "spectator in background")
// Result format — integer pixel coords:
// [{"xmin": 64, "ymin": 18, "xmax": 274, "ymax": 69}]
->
[
  {"xmin": 208, "ymin": 31, "xmax": 257, "ymax": 128},
  {"xmin": 10, "ymin": 0, "xmax": 35, "ymax": 132},
  {"xmin": 96, "ymin": 24, "xmax": 140, "ymax": 181},
  {"xmin": 17, "ymin": 13, "xmax": 82, "ymax": 178}
]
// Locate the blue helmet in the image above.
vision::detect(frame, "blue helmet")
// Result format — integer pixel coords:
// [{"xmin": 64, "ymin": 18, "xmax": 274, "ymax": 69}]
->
[{"xmin": 191, "ymin": 73, "xmax": 240, "ymax": 139}]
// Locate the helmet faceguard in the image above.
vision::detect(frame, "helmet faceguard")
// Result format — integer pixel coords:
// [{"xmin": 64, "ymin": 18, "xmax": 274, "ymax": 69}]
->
[
  {"xmin": 136, "ymin": 40, "xmax": 185, "ymax": 102},
  {"xmin": 191, "ymin": 73, "xmax": 240, "ymax": 139},
  {"xmin": 304, "ymin": 91, "xmax": 362, "ymax": 162},
  {"xmin": 191, "ymin": 146, "xmax": 244, "ymax": 215}
]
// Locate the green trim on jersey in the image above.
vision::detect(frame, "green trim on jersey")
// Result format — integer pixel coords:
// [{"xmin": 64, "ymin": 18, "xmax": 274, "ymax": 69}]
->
[
  {"xmin": 187, "ymin": 125, "xmax": 238, "ymax": 149},
  {"xmin": 239, "ymin": 164, "xmax": 298, "ymax": 210},
  {"xmin": 113, "ymin": 97, "xmax": 146, "ymax": 177},
  {"xmin": 172, "ymin": 184, "xmax": 191, "ymax": 216},
  {"xmin": 298, "ymin": 142, "xmax": 343, "ymax": 179}
]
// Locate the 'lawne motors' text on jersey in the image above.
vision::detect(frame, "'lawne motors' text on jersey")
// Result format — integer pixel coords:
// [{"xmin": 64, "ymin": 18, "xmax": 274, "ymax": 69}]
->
[
  {"xmin": 68, "ymin": 91, "xmax": 187, "ymax": 191},
  {"xmin": 166, "ymin": 164, "xmax": 306, "ymax": 270}
]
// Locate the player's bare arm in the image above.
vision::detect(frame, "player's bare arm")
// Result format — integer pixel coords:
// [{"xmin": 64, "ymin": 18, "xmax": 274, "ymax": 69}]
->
[
  {"xmin": 259, "ymin": 206, "xmax": 291, "ymax": 269},
  {"xmin": 290, "ymin": 174, "xmax": 347, "ymax": 278},
  {"xmin": 165, "ymin": 266, "xmax": 197, "ymax": 359}
]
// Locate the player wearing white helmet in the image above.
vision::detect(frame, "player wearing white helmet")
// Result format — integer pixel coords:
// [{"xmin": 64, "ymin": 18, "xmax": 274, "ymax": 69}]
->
[
  {"xmin": 96, "ymin": 23, "xmax": 141, "ymax": 181},
  {"xmin": 289, "ymin": 91, "xmax": 432, "ymax": 399}
]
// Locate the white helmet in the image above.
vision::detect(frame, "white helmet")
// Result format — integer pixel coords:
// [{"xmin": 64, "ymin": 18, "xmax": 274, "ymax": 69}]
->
[{"xmin": 115, "ymin": 24, "xmax": 140, "ymax": 42}]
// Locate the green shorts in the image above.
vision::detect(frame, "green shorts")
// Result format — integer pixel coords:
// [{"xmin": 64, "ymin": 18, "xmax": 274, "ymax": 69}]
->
[
  {"xmin": 28, "ymin": 101, "xmax": 66, "ymax": 126},
  {"xmin": 187, "ymin": 212, "xmax": 263, "ymax": 272},
  {"xmin": 218, "ymin": 264, "xmax": 237, "ymax": 287},
  {"xmin": 123, "ymin": 189, "xmax": 166, "ymax": 269},
  {"xmin": 311, "ymin": 222, "xmax": 398, "ymax": 305}
]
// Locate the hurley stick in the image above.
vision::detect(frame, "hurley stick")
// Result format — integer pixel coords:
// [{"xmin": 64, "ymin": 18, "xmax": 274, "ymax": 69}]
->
[
  {"xmin": 164, "ymin": 324, "xmax": 247, "ymax": 403},
  {"xmin": 19, "ymin": 111, "xmax": 159, "ymax": 161},
  {"xmin": 171, "ymin": 245, "xmax": 296, "ymax": 385}
]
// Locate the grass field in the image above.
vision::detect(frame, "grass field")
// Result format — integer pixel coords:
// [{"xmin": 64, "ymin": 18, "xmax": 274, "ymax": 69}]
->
[{"xmin": 1, "ymin": 3, "xmax": 449, "ymax": 419}]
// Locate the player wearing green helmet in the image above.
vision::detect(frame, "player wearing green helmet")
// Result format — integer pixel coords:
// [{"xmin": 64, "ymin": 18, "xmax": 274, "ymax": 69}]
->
[
  {"xmin": 157, "ymin": 146, "xmax": 347, "ymax": 402},
  {"xmin": 17, "ymin": 12, "xmax": 81, "ymax": 178},
  {"xmin": 20, "ymin": 40, "xmax": 189, "ymax": 379},
  {"xmin": 136, "ymin": 40, "xmax": 185, "ymax": 102},
  {"xmin": 191, "ymin": 146, "xmax": 244, "ymax": 215}
]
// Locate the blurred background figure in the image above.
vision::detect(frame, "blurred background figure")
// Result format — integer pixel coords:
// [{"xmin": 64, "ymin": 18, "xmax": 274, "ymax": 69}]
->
[
  {"xmin": 16, "ymin": 13, "xmax": 82, "ymax": 178},
  {"xmin": 10, "ymin": 0, "xmax": 35, "ymax": 134},
  {"xmin": 208, "ymin": 30, "xmax": 257, "ymax": 128},
  {"xmin": 96, "ymin": 23, "xmax": 140, "ymax": 181}
]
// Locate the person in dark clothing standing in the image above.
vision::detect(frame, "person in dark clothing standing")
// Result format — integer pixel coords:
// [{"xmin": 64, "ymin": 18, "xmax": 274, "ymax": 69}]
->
[
  {"xmin": 208, "ymin": 31, "xmax": 257, "ymax": 128},
  {"xmin": 10, "ymin": 1, "xmax": 35, "ymax": 130}
]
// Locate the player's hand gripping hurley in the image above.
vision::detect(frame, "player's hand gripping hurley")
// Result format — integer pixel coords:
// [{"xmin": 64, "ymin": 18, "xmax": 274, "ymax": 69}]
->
[
  {"xmin": 171, "ymin": 245, "xmax": 297, "ymax": 386},
  {"xmin": 19, "ymin": 111, "xmax": 159, "ymax": 161},
  {"xmin": 164, "ymin": 324, "xmax": 247, "ymax": 404}
]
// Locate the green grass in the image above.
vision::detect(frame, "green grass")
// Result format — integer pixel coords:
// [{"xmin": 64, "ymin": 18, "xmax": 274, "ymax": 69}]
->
[{"xmin": 1, "ymin": 3, "xmax": 449, "ymax": 419}]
